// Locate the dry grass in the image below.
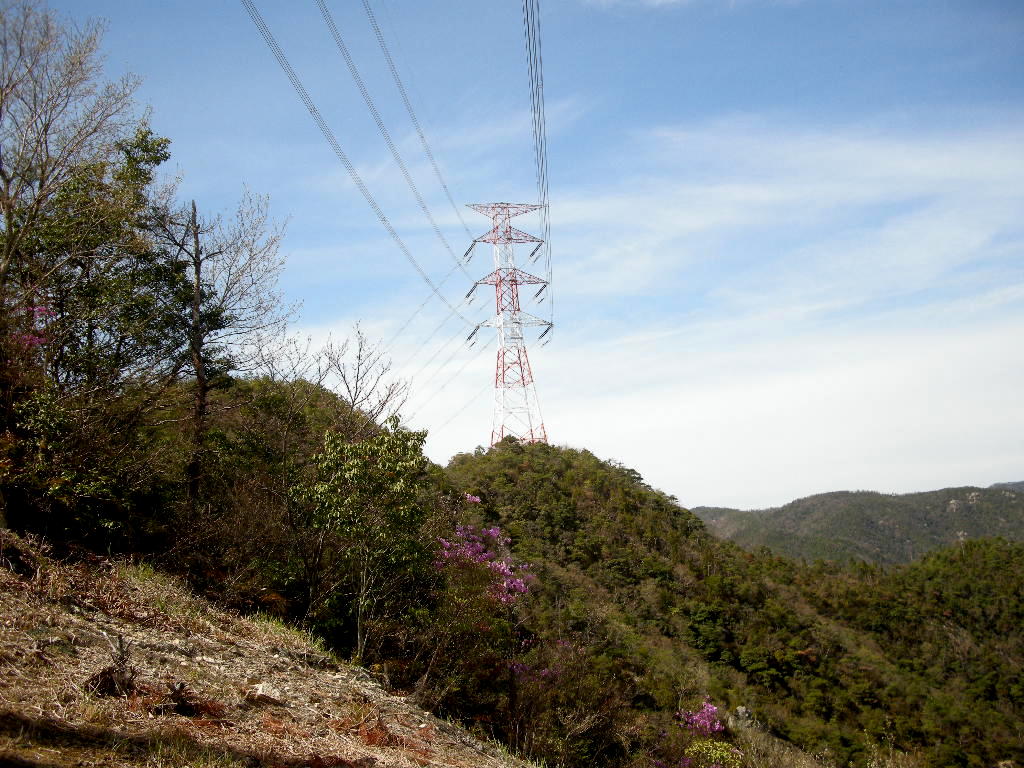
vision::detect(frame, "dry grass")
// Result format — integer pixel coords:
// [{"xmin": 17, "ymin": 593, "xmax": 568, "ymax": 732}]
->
[
  {"xmin": 732, "ymin": 725, "xmax": 833, "ymax": 768},
  {"xmin": 0, "ymin": 716, "xmax": 255, "ymax": 767},
  {"xmin": 728, "ymin": 719, "xmax": 924, "ymax": 768},
  {"xmin": 0, "ymin": 529, "xmax": 531, "ymax": 768},
  {"xmin": 862, "ymin": 739, "xmax": 926, "ymax": 768}
]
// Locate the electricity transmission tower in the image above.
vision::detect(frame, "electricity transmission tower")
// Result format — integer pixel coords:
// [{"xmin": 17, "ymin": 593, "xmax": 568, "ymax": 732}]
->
[{"xmin": 466, "ymin": 203, "xmax": 552, "ymax": 446}]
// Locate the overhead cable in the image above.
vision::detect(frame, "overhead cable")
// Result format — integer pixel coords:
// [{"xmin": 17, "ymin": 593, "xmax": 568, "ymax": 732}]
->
[
  {"xmin": 405, "ymin": 339, "xmax": 491, "ymax": 424},
  {"xmin": 522, "ymin": 0, "xmax": 554, "ymax": 330},
  {"xmin": 362, "ymin": 0, "xmax": 473, "ymax": 240},
  {"xmin": 381, "ymin": 260, "xmax": 469, "ymax": 357},
  {"xmin": 405, "ymin": 313, "xmax": 470, "ymax": 385},
  {"xmin": 432, "ymin": 379, "xmax": 493, "ymax": 434},
  {"xmin": 241, "ymin": 0, "xmax": 471, "ymax": 326},
  {"xmin": 314, "ymin": 0, "xmax": 473, "ymax": 281}
]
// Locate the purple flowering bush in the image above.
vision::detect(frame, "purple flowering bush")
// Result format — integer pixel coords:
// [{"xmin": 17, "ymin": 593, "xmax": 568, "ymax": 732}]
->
[
  {"xmin": 436, "ymin": 524, "xmax": 533, "ymax": 604},
  {"xmin": 507, "ymin": 637, "xmax": 581, "ymax": 685},
  {"xmin": 678, "ymin": 698, "xmax": 726, "ymax": 737},
  {"xmin": 651, "ymin": 696, "xmax": 739, "ymax": 768},
  {"xmin": 652, "ymin": 759, "xmax": 692, "ymax": 768},
  {"xmin": 413, "ymin": 510, "xmax": 537, "ymax": 716},
  {"xmin": 9, "ymin": 306, "xmax": 53, "ymax": 348}
]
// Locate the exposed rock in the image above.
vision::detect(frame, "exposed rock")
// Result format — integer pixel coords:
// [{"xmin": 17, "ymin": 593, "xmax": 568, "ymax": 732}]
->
[{"xmin": 244, "ymin": 682, "xmax": 285, "ymax": 706}]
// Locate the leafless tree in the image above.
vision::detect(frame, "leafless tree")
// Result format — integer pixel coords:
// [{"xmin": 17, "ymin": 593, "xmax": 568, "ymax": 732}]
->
[
  {"xmin": 252, "ymin": 331, "xmax": 333, "ymax": 479},
  {"xmin": 152, "ymin": 190, "xmax": 290, "ymax": 509},
  {"xmin": 323, "ymin": 323, "xmax": 409, "ymax": 438},
  {"xmin": 0, "ymin": 0, "xmax": 139, "ymax": 300}
]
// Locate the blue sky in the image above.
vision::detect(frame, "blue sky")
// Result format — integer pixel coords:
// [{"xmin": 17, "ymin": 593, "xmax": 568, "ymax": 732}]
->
[{"xmin": 51, "ymin": 0, "xmax": 1024, "ymax": 509}]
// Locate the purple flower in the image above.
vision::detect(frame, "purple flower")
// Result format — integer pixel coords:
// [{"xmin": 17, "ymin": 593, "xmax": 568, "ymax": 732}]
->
[
  {"xmin": 436, "ymin": 524, "xmax": 534, "ymax": 604},
  {"xmin": 677, "ymin": 697, "xmax": 725, "ymax": 736},
  {"xmin": 13, "ymin": 332, "xmax": 46, "ymax": 347},
  {"xmin": 465, "ymin": 493, "xmax": 481, "ymax": 503}
]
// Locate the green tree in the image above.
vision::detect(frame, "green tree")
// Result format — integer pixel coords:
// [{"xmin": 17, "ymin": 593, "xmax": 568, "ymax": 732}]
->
[
  {"xmin": 0, "ymin": 0, "xmax": 138, "ymax": 301},
  {"xmin": 1, "ymin": 123, "xmax": 183, "ymax": 539},
  {"xmin": 0, "ymin": 0, "xmax": 149, "ymax": 528},
  {"xmin": 293, "ymin": 417, "xmax": 431, "ymax": 662}
]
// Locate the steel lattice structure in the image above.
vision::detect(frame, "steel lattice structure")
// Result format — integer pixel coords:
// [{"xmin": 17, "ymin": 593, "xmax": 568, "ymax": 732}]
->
[{"xmin": 466, "ymin": 203, "xmax": 551, "ymax": 446}]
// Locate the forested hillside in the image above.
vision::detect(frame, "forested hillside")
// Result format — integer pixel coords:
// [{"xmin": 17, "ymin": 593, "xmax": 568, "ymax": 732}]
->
[
  {"xmin": 446, "ymin": 442, "xmax": 1023, "ymax": 768},
  {"xmin": 693, "ymin": 486, "xmax": 1024, "ymax": 564}
]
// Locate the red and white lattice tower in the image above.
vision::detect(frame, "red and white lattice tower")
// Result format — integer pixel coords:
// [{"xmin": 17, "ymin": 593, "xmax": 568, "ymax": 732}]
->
[{"xmin": 467, "ymin": 203, "xmax": 551, "ymax": 446}]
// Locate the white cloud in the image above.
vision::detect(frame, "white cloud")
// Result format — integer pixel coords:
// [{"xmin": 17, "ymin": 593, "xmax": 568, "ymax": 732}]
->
[
  {"xmin": 551, "ymin": 117, "xmax": 1023, "ymax": 304},
  {"xmin": 416, "ymin": 304, "xmax": 1024, "ymax": 509},
  {"xmin": 407, "ymin": 114, "xmax": 1024, "ymax": 508}
]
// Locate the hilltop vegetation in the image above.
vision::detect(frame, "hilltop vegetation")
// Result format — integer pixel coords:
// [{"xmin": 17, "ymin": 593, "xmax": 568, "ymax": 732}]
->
[
  {"xmin": 5, "ymin": 423, "xmax": 1022, "ymax": 767},
  {"xmin": 990, "ymin": 480, "xmax": 1024, "ymax": 493},
  {"xmin": 693, "ymin": 486, "xmax": 1024, "ymax": 564}
]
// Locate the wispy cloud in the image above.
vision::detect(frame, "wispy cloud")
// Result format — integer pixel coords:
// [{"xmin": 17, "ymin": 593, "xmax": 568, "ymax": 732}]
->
[
  {"xmin": 552, "ymin": 116, "xmax": 1023, "ymax": 308},
  {"xmin": 271, "ymin": 92, "xmax": 1023, "ymax": 511},
  {"xmin": 405, "ymin": 112, "xmax": 1024, "ymax": 508}
]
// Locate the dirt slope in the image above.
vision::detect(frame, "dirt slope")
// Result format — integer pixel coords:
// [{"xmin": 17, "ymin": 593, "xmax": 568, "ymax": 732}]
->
[{"xmin": 0, "ymin": 531, "xmax": 529, "ymax": 768}]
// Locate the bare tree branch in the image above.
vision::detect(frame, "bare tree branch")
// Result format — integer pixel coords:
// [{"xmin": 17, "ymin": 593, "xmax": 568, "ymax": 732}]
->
[
  {"xmin": 323, "ymin": 323, "xmax": 409, "ymax": 438},
  {"xmin": 150, "ymin": 190, "xmax": 292, "ymax": 510},
  {"xmin": 0, "ymin": 0, "xmax": 138, "ymax": 297}
]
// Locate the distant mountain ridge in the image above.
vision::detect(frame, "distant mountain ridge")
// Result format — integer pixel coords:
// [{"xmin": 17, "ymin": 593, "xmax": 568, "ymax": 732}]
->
[
  {"xmin": 693, "ymin": 483, "xmax": 1024, "ymax": 564},
  {"xmin": 990, "ymin": 480, "xmax": 1024, "ymax": 492}
]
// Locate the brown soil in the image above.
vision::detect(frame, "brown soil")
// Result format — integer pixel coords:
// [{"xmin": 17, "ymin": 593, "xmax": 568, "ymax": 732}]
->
[{"xmin": 0, "ymin": 530, "xmax": 529, "ymax": 768}]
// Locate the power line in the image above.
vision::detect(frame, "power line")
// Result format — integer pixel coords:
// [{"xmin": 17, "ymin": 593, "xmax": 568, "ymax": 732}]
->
[
  {"xmin": 410, "ymin": 333, "xmax": 478, "ymax": 411},
  {"xmin": 314, "ymin": 0, "xmax": 473, "ymax": 281},
  {"xmin": 525, "ymin": 0, "xmax": 550, "ymax": 256},
  {"xmin": 522, "ymin": 0, "xmax": 554, "ymax": 330},
  {"xmin": 405, "ymin": 338, "xmax": 491, "ymax": 424},
  {"xmin": 314, "ymin": 0, "xmax": 479, "ymax": 374},
  {"xmin": 352, "ymin": 0, "xmax": 488, "ymax": 373},
  {"xmin": 381, "ymin": 259, "xmax": 471, "ymax": 360},
  {"xmin": 405, "ymin": 313, "xmax": 471, "ymax": 386},
  {"xmin": 432, "ymin": 379, "xmax": 493, "ymax": 434},
  {"xmin": 362, "ymin": 0, "xmax": 473, "ymax": 240},
  {"xmin": 383, "ymin": 2, "xmax": 560, "ymax": 396},
  {"xmin": 241, "ymin": 0, "xmax": 472, "ymax": 326}
]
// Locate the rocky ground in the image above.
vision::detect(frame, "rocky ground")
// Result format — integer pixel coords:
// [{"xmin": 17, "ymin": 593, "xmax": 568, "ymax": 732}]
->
[{"xmin": 0, "ymin": 530, "xmax": 531, "ymax": 768}]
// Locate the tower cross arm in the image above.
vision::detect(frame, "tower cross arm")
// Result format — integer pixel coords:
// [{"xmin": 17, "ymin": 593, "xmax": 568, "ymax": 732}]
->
[
  {"xmin": 517, "ymin": 313, "xmax": 553, "ymax": 328},
  {"xmin": 482, "ymin": 314, "xmax": 551, "ymax": 329},
  {"xmin": 476, "ymin": 267, "xmax": 548, "ymax": 287},
  {"xmin": 474, "ymin": 225, "xmax": 543, "ymax": 246},
  {"xmin": 468, "ymin": 202, "xmax": 544, "ymax": 218}
]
